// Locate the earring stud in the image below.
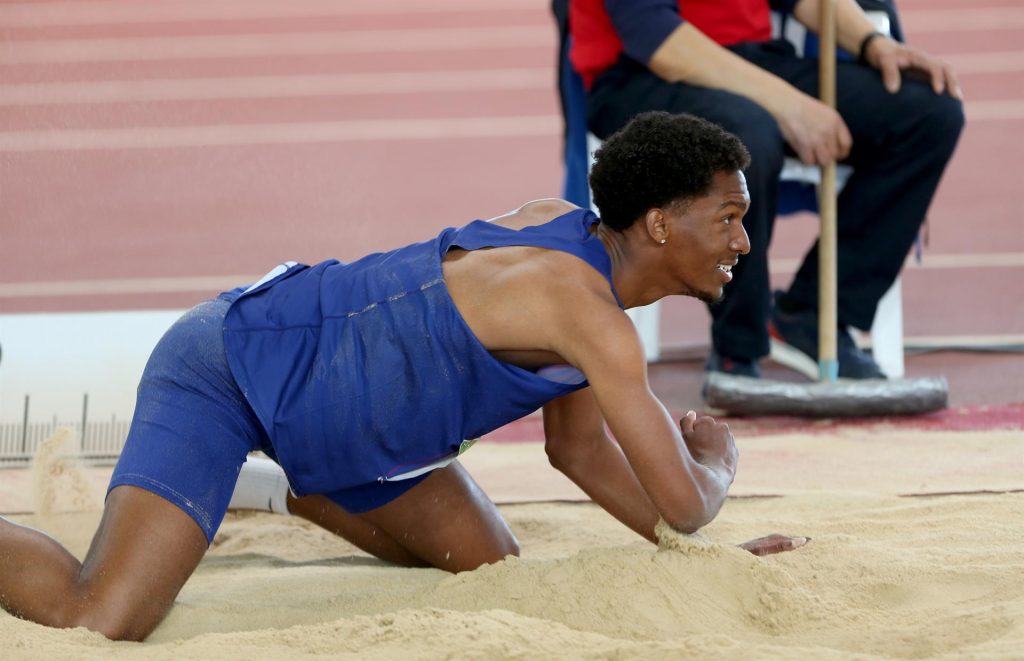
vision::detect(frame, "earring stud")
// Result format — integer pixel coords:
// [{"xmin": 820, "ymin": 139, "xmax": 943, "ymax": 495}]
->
[{"xmin": 660, "ymin": 239, "xmax": 667, "ymax": 244}]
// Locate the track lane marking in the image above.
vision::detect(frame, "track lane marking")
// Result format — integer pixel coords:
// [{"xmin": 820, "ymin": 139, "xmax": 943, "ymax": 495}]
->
[
  {"xmin": 0, "ymin": 115, "xmax": 561, "ymax": 152},
  {"xmin": 0, "ymin": 26, "xmax": 553, "ymax": 64},
  {"xmin": 902, "ymin": 7, "xmax": 1024, "ymax": 32},
  {"xmin": 0, "ymin": 68, "xmax": 554, "ymax": 106},
  {"xmin": 3, "ymin": 253, "xmax": 1023, "ymax": 298},
  {"xmin": 4, "ymin": 99, "xmax": 1024, "ymax": 153},
  {"xmin": 4, "ymin": 52, "xmax": 1023, "ymax": 107},
  {"xmin": 944, "ymin": 50, "xmax": 1024, "ymax": 74},
  {"xmin": 770, "ymin": 252, "xmax": 1024, "ymax": 276},
  {"xmin": 0, "ymin": 0, "xmax": 544, "ymax": 27}
]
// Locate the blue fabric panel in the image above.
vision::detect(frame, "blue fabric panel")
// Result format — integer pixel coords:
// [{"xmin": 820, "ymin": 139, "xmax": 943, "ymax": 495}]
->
[
  {"xmin": 605, "ymin": 0, "xmax": 683, "ymax": 65},
  {"xmin": 220, "ymin": 210, "xmax": 616, "ymax": 500}
]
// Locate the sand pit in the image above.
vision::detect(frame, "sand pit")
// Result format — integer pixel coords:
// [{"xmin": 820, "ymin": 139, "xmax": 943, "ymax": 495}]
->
[{"xmin": 2, "ymin": 429, "xmax": 1023, "ymax": 659}]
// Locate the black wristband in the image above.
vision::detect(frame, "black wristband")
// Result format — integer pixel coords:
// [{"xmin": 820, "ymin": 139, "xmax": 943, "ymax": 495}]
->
[{"xmin": 857, "ymin": 30, "xmax": 885, "ymax": 66}]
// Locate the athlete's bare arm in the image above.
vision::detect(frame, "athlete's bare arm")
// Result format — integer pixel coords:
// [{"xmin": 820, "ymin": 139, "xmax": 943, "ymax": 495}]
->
[
  {"xmin": 548, "ymin": 297, "xmax": 736, "ymax": 535},
  {"xmin": 543, "ymin": 387, "xmax": 663, "ymax": 542},
  {"xmin": 543, "ymin": 384, "xmax": 808, "ymax": 556},
  {"xmin": 540, "ymin": 290, "xmax": 807, "ymax": 554}
]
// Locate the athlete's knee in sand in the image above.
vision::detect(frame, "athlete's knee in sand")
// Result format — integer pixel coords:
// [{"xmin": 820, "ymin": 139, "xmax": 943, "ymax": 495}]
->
[
  {"xmin": 284, "ymin": 461, "xmax": 520, "ymax": 572},
  {"xmin": 1, "ymin": 485, "xmax": 207, "ymax": 642}
]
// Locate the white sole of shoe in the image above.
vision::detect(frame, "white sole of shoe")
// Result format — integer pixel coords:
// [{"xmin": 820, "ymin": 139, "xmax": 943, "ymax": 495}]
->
[{"xmin": 769, "ymin": 337, "xmax": 819, "ymax": 380}]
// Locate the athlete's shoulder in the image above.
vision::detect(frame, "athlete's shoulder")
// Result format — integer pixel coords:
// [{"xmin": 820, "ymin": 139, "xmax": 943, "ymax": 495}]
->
[
  {"xmin": 488, "ymin": 198, "xmax": 581, "ymax": 229},
  {"xmin": 518, "ymin": 198, "xmax": 580, "ymax": 222}
]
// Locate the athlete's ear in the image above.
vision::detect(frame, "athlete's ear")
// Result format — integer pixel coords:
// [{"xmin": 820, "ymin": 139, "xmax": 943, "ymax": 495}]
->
[{"xmin": 644, "ymin": 208, "xmax": 669, "ymax": 245}]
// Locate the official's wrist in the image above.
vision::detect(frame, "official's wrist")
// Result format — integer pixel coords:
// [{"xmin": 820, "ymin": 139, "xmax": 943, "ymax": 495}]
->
[{"xmin": 857, "ymin": 30, "xmax": 886, "ymax": 67}]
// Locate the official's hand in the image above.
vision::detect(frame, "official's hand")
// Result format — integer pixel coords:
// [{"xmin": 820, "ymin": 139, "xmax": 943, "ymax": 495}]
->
[
  {"xmin": 864, "ymin": 35, "xmax": 963, "ymax": 100},
  {"xmin": 679, "ymin": 410, "xmax": 738, "ymax": 481},
  {"xmin": 738, "ymin": 534, "xmax": 810, "ymax": 556},
  {"xmin": 775, "ymin": 93, "xmax": 853, "ymax": 166}
]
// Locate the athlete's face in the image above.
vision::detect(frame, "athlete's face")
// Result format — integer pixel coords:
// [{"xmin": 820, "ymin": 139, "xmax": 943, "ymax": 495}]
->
[{"xmin": 663, "ymin": 170, "xmax": 751, "ymax": 304}]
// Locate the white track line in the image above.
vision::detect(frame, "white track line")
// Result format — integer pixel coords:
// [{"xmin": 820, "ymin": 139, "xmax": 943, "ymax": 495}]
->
[
  {"xmin": 902, "ymin": 334, "xmax": 1024, "ymax": 349},
  {"xmin": 0, "ymin": 27, "xmax": 553, "ymax": 64},
  {"xmin": 902, "ymin": 7, "xmax": 1024, "ymax": 32},
  {"xmin": 0, "ymin": 276, "xmax": 253, "ymax": 298},
  {"xmin": 3, "ymin": 253, "xmax": 1022, "ymax": 299},
  {"xmin": 769, "ymin": 252, "xmax": 1024, "ymax": 276},
  {"xmin": 0, "ymin": 69, "xmax": 553, "ymax": 106},
  {"xmin": 3, "ymin": 51, "xmax": 1022, "ymax": 107},
  {"xmin": 5, "ymin": 3, "xmax": 1022, "ymax": 32},
  {"xmin": 4, "ymin": 99, "xmax": 1023, "ymax": 152},
  {"xmin": 0, "ymin": 115, "xmax": 561, "ymax": 152},
  {"xmin": 965, "ymin": 100, "xmax": 1024, "ymax": 122},
  {"xmin": 902, "ymin": 253, "xmax": 1024, "ymax": 269},
  {"xmin": 944, "ymin": 51, "xmax": 1024, "ymax": 74},
  {"xmin": 0, "ymin": 0, "xmax": 542, "ymax": 27}
]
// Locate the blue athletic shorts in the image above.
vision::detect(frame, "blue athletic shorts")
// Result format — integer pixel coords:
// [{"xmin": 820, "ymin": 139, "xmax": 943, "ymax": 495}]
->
[
  {"xmin": 108, "ymin": 298, "xmax": 268, "ymax": 543},
  {"xmin": 109, "ymin": 297, "xmax": 428, "ymax": 544}
]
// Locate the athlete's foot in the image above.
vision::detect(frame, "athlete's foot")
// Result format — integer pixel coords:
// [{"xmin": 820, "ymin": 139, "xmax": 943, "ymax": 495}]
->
[{"xmin": 738, "ymin": 534, "xmax": 810, "ymax": 556}]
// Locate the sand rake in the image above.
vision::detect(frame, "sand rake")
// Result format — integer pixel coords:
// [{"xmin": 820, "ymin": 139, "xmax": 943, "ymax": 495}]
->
[{"xmin": 703, "ymin": 0, "xmax": 948, "ymax": 417}]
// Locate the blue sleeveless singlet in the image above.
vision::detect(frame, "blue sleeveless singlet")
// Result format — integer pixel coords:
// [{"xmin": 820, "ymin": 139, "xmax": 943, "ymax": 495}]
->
[{"xmin": 221, "ymin": 208, "xmax": 621, "ymax": 500}]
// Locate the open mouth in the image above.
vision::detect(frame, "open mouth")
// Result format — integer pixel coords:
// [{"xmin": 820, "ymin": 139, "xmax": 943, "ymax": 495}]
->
[{"xmin": 716, "ymin": 261, "xmax": 736, "ymax": 284}]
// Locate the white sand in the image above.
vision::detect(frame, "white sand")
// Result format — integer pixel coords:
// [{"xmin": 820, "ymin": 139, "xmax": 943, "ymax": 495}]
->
[{"xmin": 2, "ymin": 429, "xmax": 1023, "ymax": 659}]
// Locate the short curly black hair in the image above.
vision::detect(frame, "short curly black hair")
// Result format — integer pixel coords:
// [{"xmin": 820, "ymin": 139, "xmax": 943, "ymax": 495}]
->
[{"xmin": 589, "ymin": 111, "xmax": 751, "ymax": 231}]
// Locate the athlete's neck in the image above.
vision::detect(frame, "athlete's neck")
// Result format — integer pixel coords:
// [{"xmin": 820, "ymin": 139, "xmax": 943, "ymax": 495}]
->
[{"xmin": 594, "ymin": 223, "xmax": 671, "ymax": 309}]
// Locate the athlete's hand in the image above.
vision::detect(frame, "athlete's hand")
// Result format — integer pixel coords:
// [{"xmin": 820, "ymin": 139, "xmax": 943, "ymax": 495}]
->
[
  {"xmin": 775, "ymin": 92, "xmax": 853, "ymax": 166},
  {"xmin": 680, "ymin": 411, "xmax": 737, "ymax": 482}
]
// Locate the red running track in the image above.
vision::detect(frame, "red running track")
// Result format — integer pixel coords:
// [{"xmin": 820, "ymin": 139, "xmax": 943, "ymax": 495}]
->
[{"xmin": 1, "ymin": 0, "xmax": 1022, "ymax": 420}]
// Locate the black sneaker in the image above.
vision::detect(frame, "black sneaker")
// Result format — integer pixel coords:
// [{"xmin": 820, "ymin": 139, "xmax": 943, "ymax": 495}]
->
[
  {"xmin": 704, "ymin": 350, "xmax": 761, "ymax": 378},
  {"xmin": 702, "ymin": 350, "xmax": 760, "ymax": 408},
  {"xmin": 769, "ymin": 303, "xmax": 886, "ymax": 380}
]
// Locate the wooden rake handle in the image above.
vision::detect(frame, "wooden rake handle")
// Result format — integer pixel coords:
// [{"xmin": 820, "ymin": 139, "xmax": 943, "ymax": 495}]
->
[{"xmin": 818, "ymin": 0, "xmax": 839, "ymax": 383}]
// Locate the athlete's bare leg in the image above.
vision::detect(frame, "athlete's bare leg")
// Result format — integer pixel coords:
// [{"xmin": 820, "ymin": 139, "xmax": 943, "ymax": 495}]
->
[
  {"xmin": 0, "ymin": 485, "xmax": 208, "ymax": 641},
  {"xmin": 360, "ymin": 461, "xmax": 519, "ymax": 572},
  {"xmin": 287, "ymin": 494, "xmax": 428, "ymax": 567},
  {"xmin": 290, "ymin": 461, "xmax": 517, "ymax": 573},
  {"xmin": 290, "ymin": 463, "xmax": 806, "ymax": 568}
]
